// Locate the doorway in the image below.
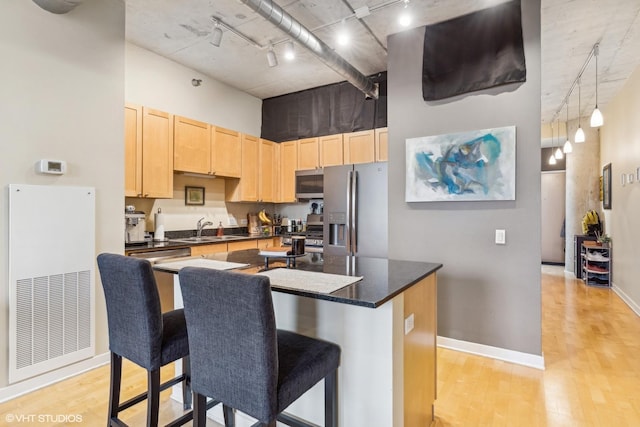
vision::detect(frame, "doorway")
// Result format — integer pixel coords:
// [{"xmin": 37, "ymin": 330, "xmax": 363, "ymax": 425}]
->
[{"xmin": 541, "ymin": 171, "xmax": 566, "ymax": 264}]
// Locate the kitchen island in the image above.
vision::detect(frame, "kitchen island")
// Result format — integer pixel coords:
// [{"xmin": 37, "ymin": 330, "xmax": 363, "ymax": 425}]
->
[{"xmin": 155, "ymin": 250, "xmax": 442, "ymax": 427}]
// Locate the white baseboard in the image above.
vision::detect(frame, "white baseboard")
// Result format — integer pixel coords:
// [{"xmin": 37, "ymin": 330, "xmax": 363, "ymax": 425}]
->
[
  {"xmin": 612, "ymin": 283, "xmax": 640, "ymax": 317},
  {"xmin": 437, "ymin": 336, "xmax": 545, "ymax": 370},
  {"xmin": 0, "ymin": 352, "xmax": 110, "ymax": 403}
]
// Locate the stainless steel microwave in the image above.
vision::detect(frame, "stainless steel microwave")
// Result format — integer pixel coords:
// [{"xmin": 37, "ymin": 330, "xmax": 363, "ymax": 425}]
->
[{"xmin": 295, "ymin": 169, "xmax": 323, "ymax": 199}]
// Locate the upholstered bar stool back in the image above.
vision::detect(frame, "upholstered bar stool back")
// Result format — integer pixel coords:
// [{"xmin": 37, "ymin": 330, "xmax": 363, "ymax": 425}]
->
[
  {"xmin": 97, "ymin": 253, "xmax": 193, "ymax": 427},
  {"xmin": 179, "ymin": 267, "xmax": 340, "ymax": 427}
]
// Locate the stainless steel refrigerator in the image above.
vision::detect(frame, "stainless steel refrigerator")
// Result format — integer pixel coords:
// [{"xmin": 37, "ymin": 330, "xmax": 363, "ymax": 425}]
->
[{"xmin": 323, "ymin": 163, "xmax": 388, "ymax": 258}]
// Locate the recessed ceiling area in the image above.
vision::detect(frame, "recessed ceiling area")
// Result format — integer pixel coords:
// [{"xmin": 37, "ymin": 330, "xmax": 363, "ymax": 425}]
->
[{"xmin": 125, "ymin": 0, "xmax": 640, "ymax": 124}]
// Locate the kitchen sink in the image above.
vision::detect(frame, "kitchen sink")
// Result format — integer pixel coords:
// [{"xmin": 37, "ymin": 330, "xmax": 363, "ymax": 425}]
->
[{"xmin": 169, "ymin": 236, "xmax": 245, "ymax": 243}]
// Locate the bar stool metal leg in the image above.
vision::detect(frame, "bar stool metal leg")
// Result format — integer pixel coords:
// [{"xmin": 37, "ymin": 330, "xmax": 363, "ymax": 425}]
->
[
  {"xmin": 325, "ymin": 370, "xmax": 338, "ymax": 427},
  {"xmin": 182, "ymin": 356, "xmax": 192, "ymax": 410}
]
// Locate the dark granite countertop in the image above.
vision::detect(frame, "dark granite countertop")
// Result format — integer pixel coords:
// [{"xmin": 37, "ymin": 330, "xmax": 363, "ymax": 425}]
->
[{"xmin": 153, "ymin": 249, "xmax": 442, "ymax": 308}]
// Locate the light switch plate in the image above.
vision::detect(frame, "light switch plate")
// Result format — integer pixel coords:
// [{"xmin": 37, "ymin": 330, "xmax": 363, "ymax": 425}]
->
[
  {"xmin": 495, "ymin": 229, "xmax": 506, "ymax": 245},
  {"xmin": 404, "ymin": 313, "xmax": 415, "ymax": 335}
]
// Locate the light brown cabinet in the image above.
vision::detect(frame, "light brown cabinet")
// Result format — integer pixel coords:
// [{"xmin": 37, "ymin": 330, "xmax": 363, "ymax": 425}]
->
[
  {"xmin": 277, "ymin": 140, "xmax": 298, "ymax": 203},
  {"xmin": 259, "ymin": 139, "xmax": 276, "ymax": 202},
  {"xmin": 375, "ymin": 127, "xmax": 388, "ymax": 162},
  {"xmin": 297, "ymin": 137, "xmax": 320, "ymax": 170},
  {"xmin": 344, "ymin": 129, "xmax": 376, "ymax": 164},
  {"xmin": 174, "ymin": 116, "xmax": 211, "ymax": 174},
  {"xmin": 211, "ymin": 126, "xmax": 242, "ymax": 178},
  {"xmin": 125, "ymin": 104, "xmax": 174, "ymax": 198},
  {"xmin": 141, "ymin": 107, "xmax": 174, "ymax": 198},
  {"xmin": 226, "ymin": 133, "xmax": 259, "ymax": 202},
  {"xmin": 320, "ymin": 134, "xmax": 344, "ymax": 167},
  {"xmin": 228, "ymin": 239, "xmax": 258, "ymax": 251},
  {"xmin": 190, "ymin": 243, "xmax": 227, "ymax": 256},
  {"xmin": 124, "ymin": 104, "xmax": 142, "ymax": 197}
]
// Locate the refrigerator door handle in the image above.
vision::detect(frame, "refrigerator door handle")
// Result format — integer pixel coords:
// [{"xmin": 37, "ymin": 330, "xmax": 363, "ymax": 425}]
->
[
  {"xmin": 351, "ymin": 170, "xmax": 358, "ymax": 254},
  {"xmin": 345, "ymin": 170, "xmax": 352, "ymax": 254}
]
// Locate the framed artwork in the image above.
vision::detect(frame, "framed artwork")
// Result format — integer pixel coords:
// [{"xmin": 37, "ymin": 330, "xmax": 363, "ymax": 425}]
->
[
  {"xmin": 406, "ymin": 126, "xmax": 516, "ymax": 202},
  {"xmin": 185, "ymin": 186, "xmax": 205, "ymax": 206},
  {"xmin": 602, "ymin": 163, "xmax": 611, "ymax": 209}
]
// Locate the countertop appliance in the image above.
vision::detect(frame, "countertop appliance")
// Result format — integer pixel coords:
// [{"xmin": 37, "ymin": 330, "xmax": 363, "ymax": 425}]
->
[
  {"xmin": 282, "ymin": 213, "xmax": 324, "ymax": 253},
  {"xmin": 295, "ymin": 169, "xmax": 324, "ymax": 199},
  {"xmin": 125, "ymin": 211, "xmax": 147, "ymax": 243},
  {"xmin": 323, "ymin": 163, "xmax": 388, "ymax": 258}
]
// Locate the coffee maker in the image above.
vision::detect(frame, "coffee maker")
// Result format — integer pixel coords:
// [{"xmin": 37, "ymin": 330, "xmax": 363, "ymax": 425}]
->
[{"xmin": 125, "ymin": 210, "xmax": 147, "ymax": 243}]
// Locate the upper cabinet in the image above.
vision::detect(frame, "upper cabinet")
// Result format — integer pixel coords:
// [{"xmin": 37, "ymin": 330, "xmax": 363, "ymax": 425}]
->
[
  {"xmin": 212, "ymin": 126, "xmax": 242, "ymax": 178},
  {"xmin": 297, "ymin": 137, "xmax": 320, "ymax": 170},
  {"xmin": 277, "ymin": 140, "xmax": 298, "ymax": 203},
  {"xmin": 174, "ymin": 115, "xmax": 211, "ymax": 174},
  {"xmin": 125, "ymin": 104, "xmax": 174, "ymax": 198},
  {"xmin": 375, "ymin": 127, "xmax": 388, "ymax": 162},
  {"xmin": 124, "ymin": 104, "xmax": 142, "ymax": 197},
  {"xmin": 226, "ymin": 133, "xmax": 259, "ymax": 202},
  {"xmin": 344, "ymin": 129, "xmax": 375, "ymax": 164},
  {"xmin": 259, "ymin": 139, "xmax": 276, "ymax": 202},
  {"xmin": 320, "ymin": 133, "xmax": 344, "ymax": 167}
]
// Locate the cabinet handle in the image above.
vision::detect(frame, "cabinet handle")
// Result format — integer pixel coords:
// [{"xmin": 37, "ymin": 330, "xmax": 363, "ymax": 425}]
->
[{"xmin": 144, "ymin": 193, "xmax": 149, "ymax": 197}]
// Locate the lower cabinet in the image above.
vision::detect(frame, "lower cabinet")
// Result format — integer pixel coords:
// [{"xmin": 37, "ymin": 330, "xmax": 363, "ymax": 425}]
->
[{"xmin": 190, "ymin": 243, "xmax": 228, "ymax": 256}]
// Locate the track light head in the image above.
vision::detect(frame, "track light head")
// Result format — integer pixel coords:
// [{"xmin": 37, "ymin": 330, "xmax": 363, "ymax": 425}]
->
[
  {"xmin": 267, "ymin": 48, "xmax": 278, "ymax": 67},
  {"xmin": 284, "ymin": 41, "xmax": 295, "ymax": 60}
]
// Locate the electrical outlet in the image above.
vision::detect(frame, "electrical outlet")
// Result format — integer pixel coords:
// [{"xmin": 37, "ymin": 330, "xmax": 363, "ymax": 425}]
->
[
  {"xmin": 239, "ymin": 218, "xmax": 247, "ymax": 226},
  {"xmin": 404, "ymin": 314, "xmax": 415, "ymax": 335},
  {"xmin": 495, "ymin": 229, "xmax": 506, "ymax": 245}
]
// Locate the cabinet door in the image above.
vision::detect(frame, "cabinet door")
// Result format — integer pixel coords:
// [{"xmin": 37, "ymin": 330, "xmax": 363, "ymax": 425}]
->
[
  {"xmin": 212, "ymin": 126, "xmax": 241, "ymax": 178},
  {"xmin": 344, "ymin": 129, "xmax": 375, "ymax": 164},
  {"xmin": 297, "ymin": 137, "xmax": 320, "ymax": 170},
  {"xmin": 241, "ymin": 133, "xmax": 259, "ymax": 201},
  {"xmin": 124, "ymin": 104, "xmax": 142, "ymax": 197},
  {"xmin": 191, "ymin": 243, "xmax": 227, "ymax": 256},
  {"xmin": 320, "ymin": 133, "xmax": 344, "ymax": 167},
  {"xmin": 375, "ymin": 127, "xmax": 388, "ymax": 162},
  {"xmin": 141, "ymin": 107, "xmax": 174, "ymax": 198},
  {"xmin": 259, "ymin": 139, "xmax": 276, "ymax": 202},
  {"xmin": 278, "ymin": 141, "xmax": 298, "ymax": 203},
  {"xmin": 174, "ymin": 116, "xmax": 211, "ymax": 174}
]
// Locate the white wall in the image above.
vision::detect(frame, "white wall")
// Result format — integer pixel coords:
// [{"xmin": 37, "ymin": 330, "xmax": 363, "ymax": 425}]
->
[
  {"xmin": 600, "ymin": 65, "xmax": 640, "ymax": 311},
  {"xmin": 0, "ymin": 0, "xmax": 125, "ymax": 388},
  {"xmin": 387, "ymin": 0, "xmax": 542, "ymax": 356},
  {"xmin": 126, "ymin": 42, "xmax": 261, "ymax": 136}
]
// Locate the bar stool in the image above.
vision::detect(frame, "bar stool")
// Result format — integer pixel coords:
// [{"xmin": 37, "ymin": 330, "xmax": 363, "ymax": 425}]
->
[
  {"xmin": 97, "ymin": 253, "xmax": 194, "ymax": 427},
  {"xmin": 178, "ymin": 267, "xmax": 341, "ymax": 427}
]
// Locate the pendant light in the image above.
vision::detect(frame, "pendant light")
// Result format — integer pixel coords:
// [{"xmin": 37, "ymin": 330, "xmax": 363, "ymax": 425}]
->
[
  {"xmin": 563, "ymin": 102, "xmax": 573, "ymax": 153},
  {"xmin": 590, "ymin": 44, "xmax": 604, "ymax": 127},
  {"xmin": 554, "ymin": 118, "xmax": 564, "ymax": 159},
  {"xmin": 548, "ymin": 123, "xmax": 557, "ymax": 165},
  {"xmin": 574, "ymin": 78, "xmax": 586, "ymax": 143}
]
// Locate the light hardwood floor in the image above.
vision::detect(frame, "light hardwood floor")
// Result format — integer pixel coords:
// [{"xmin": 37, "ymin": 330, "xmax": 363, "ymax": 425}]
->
[
  {"xmin": 1, "ymin": 265, "xmax": 639, "ymax": 426},
  {"xmin": 435, "ymin": 265, "xmax": 640, "ymax": 426}
]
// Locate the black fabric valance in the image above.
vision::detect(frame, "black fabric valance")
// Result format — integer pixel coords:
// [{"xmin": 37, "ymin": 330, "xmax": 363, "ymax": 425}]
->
[
  {"xmin": 422, "ymin": 0, "xmax": 526, "ymax": 101},
  {"xmin": 261, "ymin": 73, "xmax": 387, "ymax": 142}
]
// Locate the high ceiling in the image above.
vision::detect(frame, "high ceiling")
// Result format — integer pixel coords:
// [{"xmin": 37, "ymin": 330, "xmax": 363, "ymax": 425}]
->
[{"xmin": 125, "ymin": 0, "xmax": 640, "ymax": 125}]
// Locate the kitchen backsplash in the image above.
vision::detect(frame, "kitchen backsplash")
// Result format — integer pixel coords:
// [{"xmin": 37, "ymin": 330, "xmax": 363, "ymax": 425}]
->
[{"xmin": 125, "ymin": 174, "xmax": 264, "ymax": 232}]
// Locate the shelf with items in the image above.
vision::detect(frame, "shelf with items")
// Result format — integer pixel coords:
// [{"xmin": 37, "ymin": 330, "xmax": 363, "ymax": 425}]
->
[{"xmin": 581, "ymin": 243, "xmax": 611, "ymax": 287}]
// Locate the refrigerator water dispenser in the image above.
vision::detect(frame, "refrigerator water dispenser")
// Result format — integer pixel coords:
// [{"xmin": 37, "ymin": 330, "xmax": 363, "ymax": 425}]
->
[{"xmin": 327, "ymin": 212, "xmax": 346, "ymax": 247}]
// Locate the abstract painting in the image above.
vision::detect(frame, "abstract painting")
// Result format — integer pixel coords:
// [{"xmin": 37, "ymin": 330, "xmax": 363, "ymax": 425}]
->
[{"xmin": 406, "ymin": 126, "xmax": 516, "ymax": 202}]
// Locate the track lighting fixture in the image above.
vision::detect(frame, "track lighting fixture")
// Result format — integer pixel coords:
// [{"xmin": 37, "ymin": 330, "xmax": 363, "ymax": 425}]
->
[
  {"xmin": 590, "ymin": 44, "xmax": 604, "ymax": 127},
  {"xmin": 554, "ymin": 119, "xmax": 564, "ymax": 160},
  {"xmin": 399, "ymin": 0, "xmax": 411, "ymax": 27},
  {"xmin": 211, "ymin": 19, "xmax": 223, "ymax": 47},
  {"xmin": 336, "ymin": 19, "xmax": 349, "ymax": 46},
  {"xmin": 266, "ymin": 46, "xmax": 278, "ymax": 67},
  {"xmin": 575, "ymin": 78, "xmax": 585, "ymax": 143},
  {"xmin": 563, "ymin": 103, "xmax": 573, "ymax": 153},
  {"xmin": 284, "ymin": 41, "xmax": 295, "ymax": 60},
  {"xmin": 548, "ymin": 124, "xmax": 557, "ymax": 165}
]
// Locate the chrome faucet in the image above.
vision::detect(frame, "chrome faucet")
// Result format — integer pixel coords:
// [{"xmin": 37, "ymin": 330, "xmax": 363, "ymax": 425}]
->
[{"xmin": 196, "ymin": 217, "xmax": 213, "ymax": 238}]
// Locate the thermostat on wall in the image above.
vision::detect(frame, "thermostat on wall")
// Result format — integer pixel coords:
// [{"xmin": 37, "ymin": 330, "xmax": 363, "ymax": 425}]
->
[{"xmin": 35, "ymin": 159, "xmax": 67, "ymax": 175}]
